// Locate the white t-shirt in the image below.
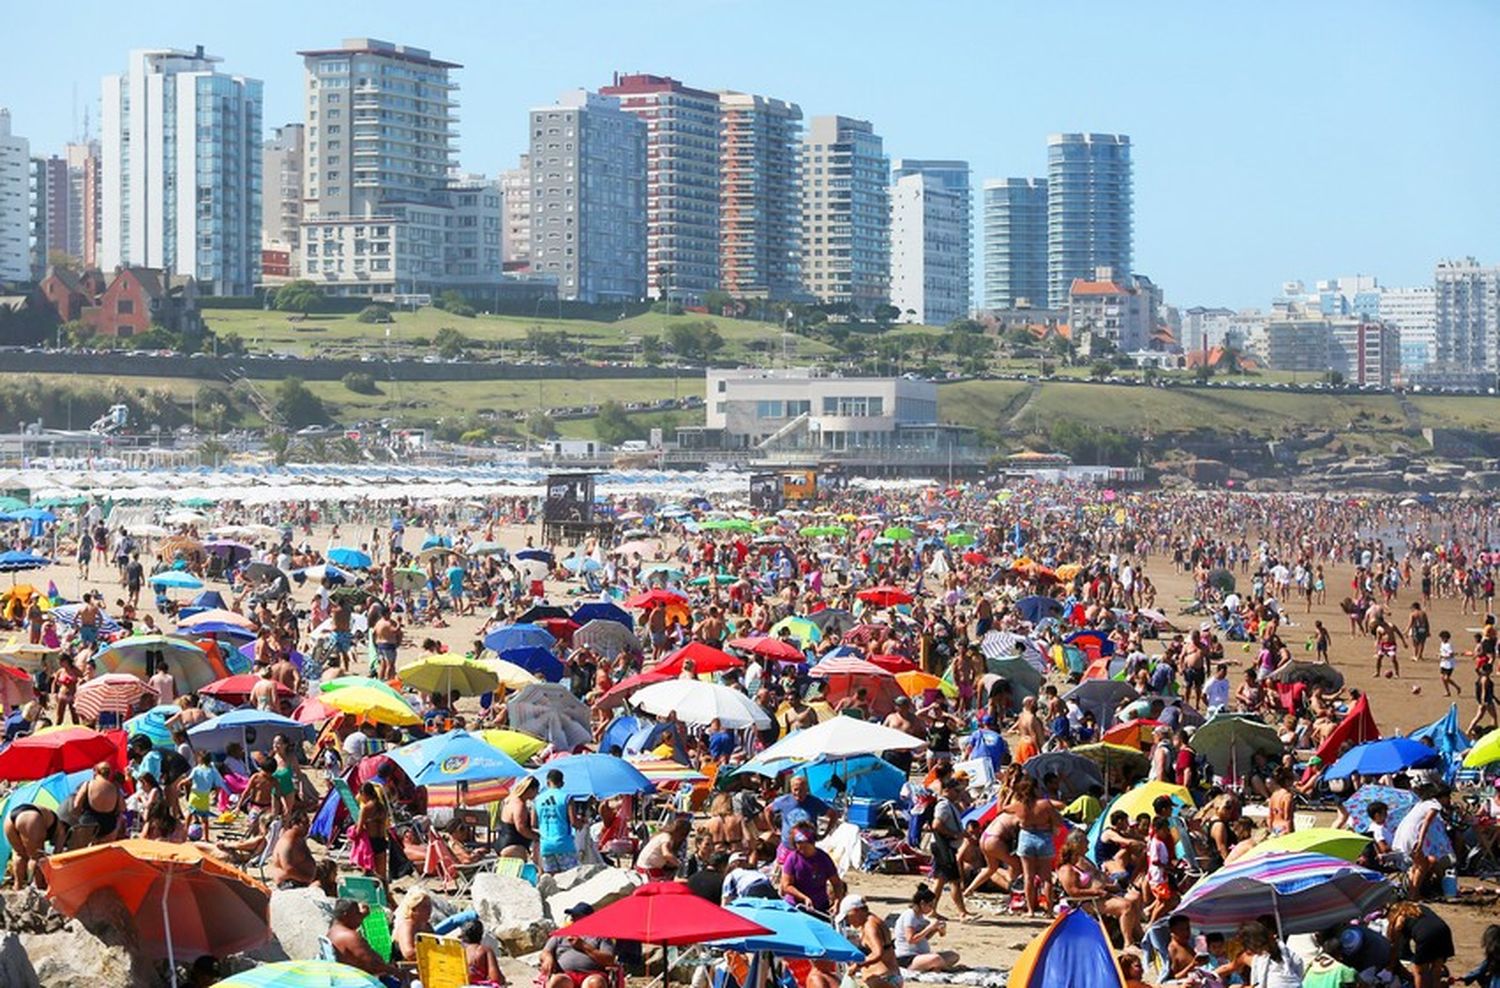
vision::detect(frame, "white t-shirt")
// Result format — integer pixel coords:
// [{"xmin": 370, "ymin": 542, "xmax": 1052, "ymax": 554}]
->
[
  {"xmin": 1205, "ymin": 676, "xmax": 1231, "ymax": 709},
  {"xmin": 1250, "ymin": 947, "xmax": 1305, "ymax": 988},
  {"xmin": 893, "ymin": 908, "xmax": 929, "ymax": 958},
  {"xmin": 1439, "ymin": 641, "xmax": 1455, "ymax": 671}
]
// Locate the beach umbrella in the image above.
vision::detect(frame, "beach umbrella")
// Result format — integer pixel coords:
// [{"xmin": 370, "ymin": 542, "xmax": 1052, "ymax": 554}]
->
[
  {"xmin": 204, "ymin": 539, "xmax": 254, "ymax": 560},
  {"xmin": 178, "ymin": 608, "xmax": 256, "ymax": 631},
  {"xmin": 1207, "ymin": 568, "xmax": 1236, "ymax": 593},
  {"xmin": 40, "ymin": 839, "xmax": 271, "ymax": 971},
  {"xmin": 291, "ymin": 563, "xmax": 349, "ymax": 585},
  {"xmin": 945, "ymin": 531, "xmax": 976, "ymax": 547},
  {"xmin": 318, "ymin": 683, "xmax": 420, "ymax": 727},
  {"xmin": 466, "ymin": 541, "xmax": 506, "ymax": 557},
  {"xmin": 1070, "ymin": 743, "xmax": 1150, "ymax": 790},
  {"xmin": 0, "ymin": 661, "xmax": 34, "ymax": 708},
  {"xmin": 397, "ymin": 654, "xmax": 499, "ymax": 697},
  {"xmin": 188, "ymin": 709, "xmax": 312, "ymax": 754},
  {"xmin": 981, "ymin": 630, "xmax": 1048, "ymax": 670},
  {"xmin": 857, "ymin": 585, "xmax": 913, "ymax": 608},
  {"xmin": 652, "ymin": 641, "xmax": 743, "ymax": 676},
  {"xmin": 718, "ymin": 898, "xmax": 863, "ymax": 961},
  {"xmin": 1411, "ymin": 704, "xmax": 1472, "ymax": 770},
  {"xmin": 241, "ymin": 562, "xmax": 289, "ymax": 588},
  {"xmin": 475, "ymin": 657, "xmax": 541, "ymax": 691},
  {"xmin": 1008, "ymin": 907, "xmax": 1125, "ymax": 988},
  {"xmin": 0, "ymin": 726, "xmax": 121, "ymax": 781},
  {"xmin": 476, "ymin": 728, "xmax": 548, "ymax": 763},
  {"xmin": 1099, "ymin": 779, "xmax": 1191, "ymax": 820},
  {"xmin": 1062, "ymin": 680, "xmax": 1139, "ymax": 729},
  {"xmin": 640, "ymin": 562, "xmax": 687, "ymax": 582},
  {"xmin": 805, "ymin": 608, "xmax": 856, "ymax": 635},
  {"xmin": 727, "ymin": 635, "xmax": 806, "ymax": 663},
  {"xmin": 0, "ymin": 496, "xmax": 24, "ymax": 512},
  {"xmin": 573, "ymin": 615, "xmax": 638, "ymax": 655},
  {"xmin": 1173, "ymin": 851, "xmax": 1396, "ymax": 934},
  {"xmin": 527, "ymin": 752, "xmax": 653, "ymax": 799},
  {"xmin": 1190, "ymin": 713, "xmax": 1284, "ymax": 778},
  {"xmin": 882, "ymin": 526, "xmax": 915, "ymax": 541},
  {"xmin": 1014, "ymin": 595, "xmax": 1064, "ymax": 624},
  {"xmin": 1314, "ymin": 694, "xmax": 1381, "ymax": 765},
  {"xmin": 497, "ymin": 646, "xmax": 565, "ymax": 682},
  {"xmin": 200, "ymin": 674, "xmax": 295, "ymax": 706},
  {"xmin": 555, "ymin": 881, "xmax": 770, "ymax": 947},
  {"xmin": 895, "ymin": 670, "xmax": 956, "ymax": 699},
  {"xmin": 0, "ymin": 768, "xmax": 90, "ymax": 881},
  {"xmin": 508, "ymin": 682, "xmax": 591, "ymax": 749},
  {"xmin": 291, "ymin": 696, "xmax": 342, "ymax": 725},
  {"xmin": 985, "ymin": 656, "xmax": 1045, "ymax": 700},
  {"xmin": 631, "ymin": 679, "xmax": 771, "ymax": 730},
  {"xmin": 1342, "ymin": 784, "xmax": 1420, "ymax": 833},
  {"xmin": 517, "ymin": 603, "xmax": 570, "ymax": 625},
  {"xmin": 0, "ymin": 641, "xmax": 60, "ymax": 672},
  {"xmin": 1065, "ymin": 630, "xmax": 1115, "ymax": 659},
  {"xmin": 561, "ymin": 555, "xmax": 602, "ymax": 575},
  {"xmin": 1463, "ymin": 726, "xmax": 1500, "ymax": 768},
  {"xmin": 387, "ymin": 729, "xmax": 526, "ymax": 788},
  {"xmin": 1245, "ymin": 828, "xmax": 1371, "ymax": 863},
  {"xmin": 595, "ymin": 670, "xmax": 674, "ymax": 711},
  {"xmin": 125, "ymin": 704, "xmax": 181, "ymax": 750},
  {"xmin": 1324, "ymin": 737, "xmax": 1441, "ymax": 781},
  {"xmin": 149, "ymin": 570, "xmax": 205, "ymax": 591},
  {"xmin": 482, "ymin": 623, "xmax": 555, "ymax": 654},
  {"xmin": 1022, "ymin": 751, "xmax": 1106, "ymax": 803},
  {"xmin": 0, "ymin": 550, "xmax": 50, "ymax": 576},
  {"xmin": 420, "ymin": 534, "xmax": 454, "ymax": 551},
  {"xmin": 770, "ymin": 616, "xmax": 822, "ymax": 646},
  {"xmin": 1264, "ymin": 660, "xmax": 1345, "ymax": 692},
  {"xmin": 747, "ymin": 715, "xmax": 925, "ymax": 767},
  {"xmin": 792, "ymin": 754, "xmax": 905, "ymax": 804},
  {"xmin": 73, "ymin": 673, "xmax": 157, "ymax": 723},
  {"xmin": 571, "ymin": 600, "xmax": 633, "ymax": 629},
  {"xmin": 624, "ymin": 588, "xmax": 689, "ymax": 610},
  {"xmin": 390, "ymin": 567, "xmax": 427, "ymax": 592},
  {"xmin": 514, "ymin": 547, "xmax": 553, "ymax": 565},
  {"xmin": 46, "ymin": 603, "xmax": 122, "ymax": 634},
  {"xmin": 326, "ymin": 546, "xmax": 373, "ymax": 569},
  {"xmin": 214, "ymin": 960, "xmax": 383, "ymax": 988},
  {"xmin": 95, "ymin": 635, "xmax": 229, "ymax": 694}
]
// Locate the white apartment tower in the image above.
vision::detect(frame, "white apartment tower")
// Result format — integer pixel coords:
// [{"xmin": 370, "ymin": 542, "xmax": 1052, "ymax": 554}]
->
[
  {"xmin": 599, "ymin": 74, "xmax": 721, "ymax": 303},
  {"xmin": 261, "ymin": 124, "xmax": 304, "ymax": 268},
  {"xmin": 717, "ymin": 91, "xmax": 802, "ymax": 301},
  {"xmin": 101, "ymin": 47, "xmax": 262, "ymax": 295},
  {"xmin": 801, "ymin": 116, "xmax": 889, "ymax": 315},
  {"xmin": 298, "ymin": 39, "xmax": 457, "ymax": 220},
  {"xmin": 528, "ymin": 90, "xmax": 646, "ymax": 303},
  {"xmin": 889, "ymin": 159, "xmax": 970, "ymax": 325},
  {"xmin": 500, "ymin": 154, "xmax": 532, "ymax": 269},
  {"xmin": 1377, "ymin": 285, "xmax": 1437, "ymax": 371},
  {"xmin": 0, "ymin": 109, "xmax": 27, "ymax": 284},
  {"xmin": 1434, "ymin": 258, "xmax": 1500, "ymax": 373}
]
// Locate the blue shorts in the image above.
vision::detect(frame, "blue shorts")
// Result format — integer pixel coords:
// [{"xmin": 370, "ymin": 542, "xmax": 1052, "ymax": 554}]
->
[
  {"xmin": 541, "ymin": 851, "xmax": 578, "ymax": 873},
  {"xmin": 1017, "ymin": 828, "xmax": 1053, "ymax": 859},
  {"xmin": 334, "ymin": 631, "xmax": 352, "ymax": 651}
]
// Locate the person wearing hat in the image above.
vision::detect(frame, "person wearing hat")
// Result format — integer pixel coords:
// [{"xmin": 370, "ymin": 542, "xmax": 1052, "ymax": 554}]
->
[
  {"xmin": 542, "ymin": 901, "xmax": 617, "ymax": 988},
  {"xmin": 780, "ymin": 821, "xmax": 844, "ymax": 917},
  {"xmin": 842, "ymin": 894, "xmax": 902, "ymax": 988},
  {"xmin": 721, "ymin": 845, "xmax": 777, "ymax": 904}
]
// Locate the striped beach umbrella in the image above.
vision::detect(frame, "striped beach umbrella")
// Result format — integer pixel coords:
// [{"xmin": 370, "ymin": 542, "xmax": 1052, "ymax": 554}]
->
[
  {"xmin": 73, "ymin": 673, "xmax": 158, "ymax": 723},
  {"xmin": 1173, "ymin": 851, "xmax": 1396, "ymax": 934}
]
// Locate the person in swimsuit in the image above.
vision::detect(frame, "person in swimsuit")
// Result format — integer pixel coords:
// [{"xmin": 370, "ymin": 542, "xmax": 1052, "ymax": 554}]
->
[
  {"xmin": 1057, "ymin": 832, "xmax": 1144, "ymax": 944},
  {"xmin": 845, "ymin": 895, "xmax": 903, "ymax": 988},
  {"xmin": 497, "ymin": 776, "xmax": 539, "ymax": 860},
  {"xmin": 236, "ymin": 759, "xmax": 278, "ymax": 824},
  {"xmin": 355, "ymin": 780, "xmax": 391, "ymax": 888},
  {"xmin": 53, "ymin": 654, "xmax": 79, "ymax": 726},
  {"xmin": 4, "ymin": 802, "xmax": 64, "ymax": 888},
  {"xmin": 1005, "ymin": 775, "xmax": 1064, "ymax": 918},
  {"xmin": 460, "ymin": 919, "xmax": 506, "ymax": 987},
  {"xmin": 73, "ymin": 761, "xmax": 123, "ymax": 842}
]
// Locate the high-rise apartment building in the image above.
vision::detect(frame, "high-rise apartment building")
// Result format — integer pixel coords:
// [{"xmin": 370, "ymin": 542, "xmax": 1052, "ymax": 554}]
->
[
  {"xmin": 982, "ymin": 178, "xmax": 1047, "ymax": 310},
  {"xmin": 64, "ymin": 141, "xmax": 101, "ymax": 268},
  {"xmin": 500, "ymin": 154, "xmax": 531, "ymax": 269},
  {"xmin": 29, "ymin": 155, "xmax": 68, "ymax": 278},
  {"xmin": 261, "ymin": 124, "xmax": 304, "ymax": 271},
  {"xmin": 1046, "ymin": 133, "xmax": 1131, "ymax": 308},
  {"xmin": 0, "ymin": 109, "xmax": 32, "ymax": 285},
  {"xmin": 1434, "ymin": 258, "xmax": 1500, "ymax": 373},
  {"xmin": 888, "ymin": 159, "xmax": 971, "ymax": 325},
  {"xmin": 528, "ymin": 90, "xmax": 646, "ymax": 303},
  {"xmin": 101, "ymin": 47, "xmax": 262, "ymax": 295},
  {"xmin": 600, "ymin": 74, "xmax": 720, "ymax": 303},
  {"xmin": 888, "ymin": 156, "xmax": 972, "ymax": 322},
  {"xmin": 1377, "ymin": 285, "xmax": 1437, "ymax": 371},
  {"xmin": 298, "ymin": 39, "xmax": 457, "ymax": 220},
  {"xmin": 717, "ymin": 91, "xmax": 802, "ymax": 301},
  {"xmin": 801, "ymin": 116, "xmax": 888, "ymax": 315}
]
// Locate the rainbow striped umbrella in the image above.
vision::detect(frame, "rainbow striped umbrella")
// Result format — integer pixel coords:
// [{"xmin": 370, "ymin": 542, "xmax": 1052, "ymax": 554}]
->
[
  {"xmin": 215, "ymin": 959, "xmax": 382, "ymax": 987},
  {"xmin": 1174, "ymin": 851, "xmax": 1395, "ymax": 934},
  {"xmin": 627, "ymin": 757, "xmax": 708, "ymax": 786}
]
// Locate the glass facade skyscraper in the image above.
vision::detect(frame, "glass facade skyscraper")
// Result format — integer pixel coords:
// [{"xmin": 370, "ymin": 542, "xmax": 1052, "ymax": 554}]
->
[
  {"xmin": 982, "ymin": 177, "xmax": 1048, "ymax": 310},
  {"xmin": 1046, "ymin": 133, "xmax": 1131, "ymax": 308}
]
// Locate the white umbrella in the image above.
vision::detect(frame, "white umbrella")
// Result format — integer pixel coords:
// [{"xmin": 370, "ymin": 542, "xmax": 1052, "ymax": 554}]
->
[
  {"xmin": 747, "ymin": 715, "xmax": 925, "ymax": 768},
  {"xmin": 631, "ymin": 679, "xmax": 772, "ymax": 730},
  {"xmin": 508, "ymin": 682, "xmax": 592, "ymax": 750}
]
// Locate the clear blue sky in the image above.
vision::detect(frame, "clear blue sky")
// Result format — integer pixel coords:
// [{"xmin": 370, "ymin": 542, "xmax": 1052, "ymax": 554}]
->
[{"xmin": 4, "ymin": 0, "xmax": 1496, "ymax": 309}]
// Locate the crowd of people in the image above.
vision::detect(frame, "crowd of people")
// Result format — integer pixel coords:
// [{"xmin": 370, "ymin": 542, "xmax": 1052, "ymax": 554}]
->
[{"xmin": 4, "ymin": 485, "xmax": 1500, "ymax": 986}]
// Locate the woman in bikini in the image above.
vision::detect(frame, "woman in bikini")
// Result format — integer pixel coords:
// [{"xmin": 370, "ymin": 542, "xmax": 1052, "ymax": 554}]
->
[
  {"xmin": 1056, "ymin": 832, "xmax": 1144, "ymax": 944},
  {"xmin": 355, "ymin": 780, "xmax": 391, "ymax": 888},
  {"xmin": 1004, "ymin": 776, "xmax": 1065, "ymax": 918},
  {"xmin": 701, "ymin": 793, "xmax": 750, "ymax": 857},
  {"xmin": 496, "ymin": 776, "xmax": 538, "ymax": 860}
]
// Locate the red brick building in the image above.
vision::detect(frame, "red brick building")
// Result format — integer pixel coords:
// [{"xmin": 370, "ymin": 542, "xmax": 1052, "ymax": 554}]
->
[{"xmin": 38, "ymin": 265, "xmax": 200, "ymax": 338}]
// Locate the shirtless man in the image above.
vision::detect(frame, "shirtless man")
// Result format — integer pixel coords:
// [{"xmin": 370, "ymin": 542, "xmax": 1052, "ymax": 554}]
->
[
  {"xmin": 167, "ymin": 694, "xmax": 211, "ymax": 732},
  {"xmin": 782, "ymin": 690, "xmax": 820, "ymax": 734},
  {"xmin": 845, "ymin": 895, "xmax": 902, "ymax": 988},
  {"xmin": 1012, "ymin": 696, "xmax": 1045, "ymax": 762},
  {"xmin": 328, "ymin": 899, "xmax": 403, "ymax": 982},
  {"xmin": 372, "ymin": 608, "xmax": 402, "ymax": 680},
  {"xmin": 268, "ymin": 634, "xmax": 301, "ymax": 698},
  {"xmin": 695, "ymin": 606, "xmax": 726, "ymax": 648},
  {"xmin": 331, "ymin": 598, "xmax": 353, "ymax": 673},
  {"xmin": 269, "ymin": 807, "xmax": 317, "ymax": 889},
  {"xmin": 76, "ymin": 594, "xmax": 103, "ymax": 651},
  {"xmin": 237, "ymin": 759, "xmax": 279, "ymax": 824}
]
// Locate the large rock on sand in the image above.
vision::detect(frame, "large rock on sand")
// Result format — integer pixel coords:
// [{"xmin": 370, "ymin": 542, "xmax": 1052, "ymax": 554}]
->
[
  {"xmin": 268, "ymin": 886, "xmax": 336, "ymax": 960},
  {"xmin": 535, "ymin": 862, "xmax": 606, "ymax": 899},
  {"xmin": 543, "ymin": 866, "xmax": 643, "ymax": 922},
  {"xmin": 473, "ymin": 872, "xmax": 552, "ymax": 955}
]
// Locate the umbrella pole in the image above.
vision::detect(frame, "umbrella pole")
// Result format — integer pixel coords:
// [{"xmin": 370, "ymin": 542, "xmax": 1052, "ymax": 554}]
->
[{"xmin": 163, "ymin": 866, "xmax": 177, "ymax": 988}]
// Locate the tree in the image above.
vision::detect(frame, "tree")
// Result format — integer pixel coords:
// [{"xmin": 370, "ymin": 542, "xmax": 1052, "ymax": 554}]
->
[
  {"xmin": 525, "ymin": 327, "xmax": 564, "ymax": 359},
  {"xmin": 1089, "ymin": 361, "xmax": 1114, "ymax": 380},
  {"xmin": 45, "ymin": 250, "xmax": 82, "ymax": 276},
  {"xmin": 274, "ymin": 377, "xmax": 327, "ymax": 428},
  {"xmin": 341, "ymin": 371, "xmax": 380, "ymax": 395},
  {"xmin": 1323, "ymin": 369, "xmax": 1345, "ymax": 386},
  {"xmin": 433, "ymin": 327, "xmax": 468, "ymax": 360},
  {"xmin": 525, "ymin": 410, "xmax": 557, "ymax": 439},
  {"xmin": 664, "ymin": 320, "xmax": 724, "ymax": 362},
  {"xmin": 639, "ymin": 334, "xmax": 662, "ymax": 365},
  {"xmin": 594, "ymin": 400, "xmax": 644, "ymax": 445},
  {"xmin": 274, "ymin": 280, "xmax": 323, "ymax": 315},
  {"xmin": 872, "ymin": 303, "xmax": 901, "ymax": 326},
  {"xmin": 434, "ymin": 290, "xmax": 476, "ymax": 317},
  {"xmin": 264, "ymin": 431, "xmax": 291, "ymax": 466},
  {"xmin": 703, "ymin": 290, "xmax": 733, "ymax": 314},
  {"xmin": 196, "ymin": 437, "xmax": 229, "ymax": 467},
  {"xmin": 217, "ymin": 331, "xmax": 247, "ymax": 356},
  {"xmin": 355, "ymin": 304, "xmax": 392, "ymax": 324}
]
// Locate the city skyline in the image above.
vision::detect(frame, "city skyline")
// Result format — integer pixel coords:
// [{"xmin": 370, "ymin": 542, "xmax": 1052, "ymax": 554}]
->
[{"xmin": 1, "ymin": 1, "xmax": 1496, "ymax": 308}]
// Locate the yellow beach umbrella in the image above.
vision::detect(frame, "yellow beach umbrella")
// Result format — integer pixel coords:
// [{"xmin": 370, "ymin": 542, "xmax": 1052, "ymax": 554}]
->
[
  {"xmin": 319, "ymin": 685, "xmax": 421, "ymax": 727},
  {"xmin": 477, "ymin": 657, "xmax": 541, "ymax": 691},
  {"xmin": 476, "ymin": 728, "xmax": 548, "ymax": 763},
  {"xmin": 397, "ymin": 654, "xmax": 499, "ymax": 697},
  {"xmin": 1105, "ymin": 779, "xmax": 1192, "ymax": 819}
]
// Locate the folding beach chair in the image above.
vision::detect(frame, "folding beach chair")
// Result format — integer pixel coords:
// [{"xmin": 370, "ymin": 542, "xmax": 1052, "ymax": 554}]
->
[{"xmin": 416, "ymin": 932, "xmax": 468, "ymax": 988}]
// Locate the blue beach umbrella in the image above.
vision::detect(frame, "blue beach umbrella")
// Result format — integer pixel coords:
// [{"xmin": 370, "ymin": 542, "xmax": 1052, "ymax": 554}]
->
[
  {"xmin": 498, "ymin": 646, "xmax": 565, "ymax": 683},
  {"xmin": 387, "ymin": 729, "xmax": 527, "ymax": 787},
  {"xmin": 1324, "ymin": 737, "xmax": 1441, "ymax": 781},
  {"xmin": 718, "ymin": 898, "xmax": 863, "ymax": 961},
  {"xmin": 483, "ymin": 623, "xmax": 556, "ymax": 654},
  {"xmin": 326, "ymin": 547, "xmax": 372, "ymax": 569},
  {"xmin": 526, "ymin": 753, "xmax": 652, "ymax": 799}
]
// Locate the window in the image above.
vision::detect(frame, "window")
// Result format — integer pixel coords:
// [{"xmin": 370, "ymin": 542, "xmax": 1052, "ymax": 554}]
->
[{"xmin": 116, "ymin": 299, "xmax": 135, "ymax": 315}]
